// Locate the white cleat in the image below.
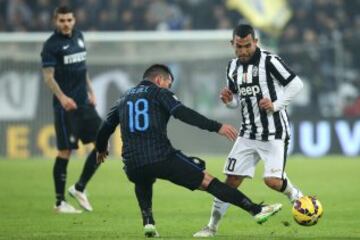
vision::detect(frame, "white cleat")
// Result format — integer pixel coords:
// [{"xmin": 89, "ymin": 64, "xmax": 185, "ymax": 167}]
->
[
  {"xmin": 144, "ymin": 224, "xmax": 160, "ymax": 238},
  {"xmin": 68, "ymin": 185, "xmax": 93, "ymax": 212},
  {"xmin": 193, "ymin": 226, "xmax": 216, "ymax": 238},
  {"xmin": 254, "ymin": 203, "xmax": 282, "ymax": 224},
  {"xmin": 54, "ymin": 201, "xmax": 82, "ymax": 214}
]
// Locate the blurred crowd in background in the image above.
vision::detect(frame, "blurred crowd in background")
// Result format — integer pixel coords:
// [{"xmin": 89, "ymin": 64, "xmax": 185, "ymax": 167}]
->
[
  {"xmin": 280, "ymin": 0, "xmax": 360, "ymax": 118},
  {"xmin": 0, "ymin": 0, "xmax": 244, "ymax": 31},
  {"xmin": 0, "ymin": 0, "xmax": 359, "ymax": 117}
]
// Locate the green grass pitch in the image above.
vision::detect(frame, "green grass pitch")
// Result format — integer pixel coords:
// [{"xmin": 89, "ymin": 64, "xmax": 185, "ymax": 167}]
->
[{"xmin": 0, "ymin": 155, "xmax": 360, "ymax": 240}]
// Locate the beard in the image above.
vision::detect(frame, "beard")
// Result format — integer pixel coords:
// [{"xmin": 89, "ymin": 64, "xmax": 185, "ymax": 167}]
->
[{"xmin": 239, "ymin": 56, "xmax": 251, "ymax": 63}]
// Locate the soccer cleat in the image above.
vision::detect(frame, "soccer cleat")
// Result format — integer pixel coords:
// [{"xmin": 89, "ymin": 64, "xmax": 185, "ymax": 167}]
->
[
  {"xmin": 144, "ymin": 224, "xmax": 160, "ymax": 238},
  {"xmin": 54, "ymin": 201, "xmax": 82, "ymax": 214},
  {"xmin": 288, "ymin": 188, "xmax": 304, "ymax": 203},
  {"xmin": 254, "ymin": 203, "xmax": 282, "ymax": 224},
  {"xmin": 193, "ymin": 225, "xmax": 216, "ymax": 237},
  {"xmin": 68, "ymin": 185, "xmax": 93, "ymax": 211}
]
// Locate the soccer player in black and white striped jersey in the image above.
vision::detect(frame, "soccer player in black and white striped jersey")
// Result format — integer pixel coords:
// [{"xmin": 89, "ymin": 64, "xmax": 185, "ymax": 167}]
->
[{"xmin": 194, "ymin": 24, "xmax": 304, "ymax": 237}]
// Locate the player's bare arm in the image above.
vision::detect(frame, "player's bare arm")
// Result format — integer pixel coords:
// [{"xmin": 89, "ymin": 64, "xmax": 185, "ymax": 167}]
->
[
  {"xmin": 86, "ymin": 73, "xmax": 96, "ymax": 106},
  {"xmin": 42, "ymin": 67, "xmax": 77, "ymax": 111}
]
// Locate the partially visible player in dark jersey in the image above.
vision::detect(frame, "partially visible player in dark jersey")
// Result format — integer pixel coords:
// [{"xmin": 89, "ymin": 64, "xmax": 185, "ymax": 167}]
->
[
  {"xmin": 41, "ymin": 6, "xmax": 102, "ymax": 213},
  {"xmin": 96, "ymin": 64, "xmax": 282, "ymax": 237}
]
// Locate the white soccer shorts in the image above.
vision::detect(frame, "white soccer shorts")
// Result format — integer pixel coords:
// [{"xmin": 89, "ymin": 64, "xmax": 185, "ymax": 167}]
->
[{"xmin": 223, "ymin": 137, "xmax": 288, "ymax": 178}]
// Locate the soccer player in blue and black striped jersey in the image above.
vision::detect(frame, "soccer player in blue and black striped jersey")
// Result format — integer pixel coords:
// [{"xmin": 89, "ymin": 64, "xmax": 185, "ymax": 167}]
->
[
  {"xmin": 41, "ymin": 6, "xmax": 102, "ymax": 213},
  {"xmin": 96, "ymin": 64, "xmax": 282, "ymax": 237}
]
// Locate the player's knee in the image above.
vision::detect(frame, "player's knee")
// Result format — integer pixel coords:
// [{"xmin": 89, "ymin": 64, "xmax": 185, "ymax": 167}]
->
[
  {"xmin": 225, "ymin": 175, "xmax": 243, "ymax": 188},
  {"xmin": 58, "ymin": 150, "xmax": 71, "ymax": 159},
  {"xmin": 264, "ymin": 177, "xmax": 282, "ymax": 191}
]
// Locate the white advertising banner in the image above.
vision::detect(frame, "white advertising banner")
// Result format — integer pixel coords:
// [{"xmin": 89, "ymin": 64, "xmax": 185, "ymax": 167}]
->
[{"xmin": 0, "ymin": 71, "xmax": 40, "ymax": 120}]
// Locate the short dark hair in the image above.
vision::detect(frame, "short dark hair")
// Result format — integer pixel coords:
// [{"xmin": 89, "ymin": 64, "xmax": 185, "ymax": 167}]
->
[
  {"xmin": 54, "ymin": 6, "xmax": 74, "ymax": 17},
  {"xmin": 143, "ymin": 64, "xmax": 174, "ymax": 82},
  {"xmin": 233, "ymin": 24, "xmax": 255, "ymax": 39}
]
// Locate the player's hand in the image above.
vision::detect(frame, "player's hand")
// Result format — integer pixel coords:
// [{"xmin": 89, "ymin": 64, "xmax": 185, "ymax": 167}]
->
[
  {"xmin": 259, "ymin": 98, "xmax": 274, "ymax": 112},
  {"xmin": 220, "ymin": 87, "xmax": 233, "ymax": 104},
  {"xmin": 88, "ymin": 92, "xmax": 96, "ymax": 106},
  {"xmin": 218, "ymin": 124, "xmax": 238, "ymax": 141},
  {"xmin": 60, "ymin": 95, "xmax": 77, "ymax": 111},
  {"xmin": 96, "ymin": 151, "xmax": 109, "ymax": 164}
]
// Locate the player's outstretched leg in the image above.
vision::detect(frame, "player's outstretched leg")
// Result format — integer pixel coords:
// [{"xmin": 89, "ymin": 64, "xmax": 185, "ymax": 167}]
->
[
  {"xmin": 204, "ymin": 178, "xmax": 282, "ymax": 222},
  {"xmin": 195, "ymin": 174, "xmax": 281, "ymax": 237},
  {"xmin": 69, "ymin": 149, "xmax": 99, "ymax": 211}
]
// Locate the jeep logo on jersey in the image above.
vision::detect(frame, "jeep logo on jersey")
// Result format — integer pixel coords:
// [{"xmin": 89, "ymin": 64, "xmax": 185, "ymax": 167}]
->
[{"xmin": 239, "ymin": 85, "xmax": 261, "ymax": 97}]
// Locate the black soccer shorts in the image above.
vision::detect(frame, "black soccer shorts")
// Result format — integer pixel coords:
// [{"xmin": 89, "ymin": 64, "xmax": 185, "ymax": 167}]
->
[
  {"xmin": 54, "ymin": 104, "xmax": 102, "ymax": 150},
  {"xmin": 125, "ymin": 151, "xmax": 206, "ymax": 191}
]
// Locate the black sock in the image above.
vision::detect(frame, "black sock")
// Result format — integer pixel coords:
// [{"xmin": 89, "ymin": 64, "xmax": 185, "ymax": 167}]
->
[
  {"xmin": 53, "ymin": 157, "xmax": 69, "ymax": 206},
  {"xmin": 206, "ymin": 178, "xmax": 261, "ymax": 216},
  {"xmin": 75, "ymin": 149, "xmax": 99, "ymax": 192},
  {"xmin": 135, "ymin": 183, "xmax": 155, "ymax": 226}
]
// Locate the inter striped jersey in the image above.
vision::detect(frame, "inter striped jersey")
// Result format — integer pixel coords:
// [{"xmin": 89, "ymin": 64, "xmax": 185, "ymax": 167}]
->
[{"xmin": 41, "ymin": 29, "xmax": 88, "ymax": 108}]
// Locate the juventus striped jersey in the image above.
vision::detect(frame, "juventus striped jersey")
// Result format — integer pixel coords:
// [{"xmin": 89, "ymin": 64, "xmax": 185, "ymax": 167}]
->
[{"xmin": 226, "ymin": 47, "xmax": 301, "ymax": 141}]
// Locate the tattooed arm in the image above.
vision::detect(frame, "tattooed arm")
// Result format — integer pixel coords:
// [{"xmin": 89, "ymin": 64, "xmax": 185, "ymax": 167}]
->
[{"xmin": 42, "ymin": 67, "xmax": 77, "ymax": 111}]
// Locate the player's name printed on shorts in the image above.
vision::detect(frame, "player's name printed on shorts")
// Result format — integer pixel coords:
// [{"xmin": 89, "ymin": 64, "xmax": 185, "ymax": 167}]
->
[{"xmin": 64, "ymin": 51, "xmax": 87, "ymax": 64}]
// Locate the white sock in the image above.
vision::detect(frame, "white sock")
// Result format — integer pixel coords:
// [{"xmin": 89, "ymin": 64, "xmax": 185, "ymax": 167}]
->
[
  {"xmin": 207, "ymin": 198, "xmax": 230, "ymax": 230},
  {"xmin": 282, "ymin": 173, "xmax": 303, "ymax": 202}
]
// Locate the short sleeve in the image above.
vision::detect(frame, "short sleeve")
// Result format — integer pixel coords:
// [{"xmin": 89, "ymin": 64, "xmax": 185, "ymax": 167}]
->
[
  {"xmin": 268, "ymin": 56, "xmax": 296, "ymax": 86},
  {"xmin": 158, "ymin": 89, "xmax": 182, "ymax": 114},
  {"xmin": 41, "ymin": 41, "xmax": 57, "ymax": 68}
]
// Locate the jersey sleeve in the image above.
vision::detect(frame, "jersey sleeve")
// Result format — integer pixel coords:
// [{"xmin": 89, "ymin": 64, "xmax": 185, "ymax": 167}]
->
[
  {"xmin": 226, "ymin": 60, "xmax": 238, "ymax": 94},
  {"xmin": 96, "ymin": 99, "xmax": 120, "ymax": 152},
  {"xmin": 104, "ymin": 99, "xmax": 121, "ymax": 128},
  {"xmin": 41, "ymin": 41, "xmax": 57, "ymax": 68},
  {"xmin": 268, "ymin": 55, "xmax": 296, "ymax": 86},
  {"xmin": 158, "ymin": 89, "xmax": 183, "ymax": 114}
]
